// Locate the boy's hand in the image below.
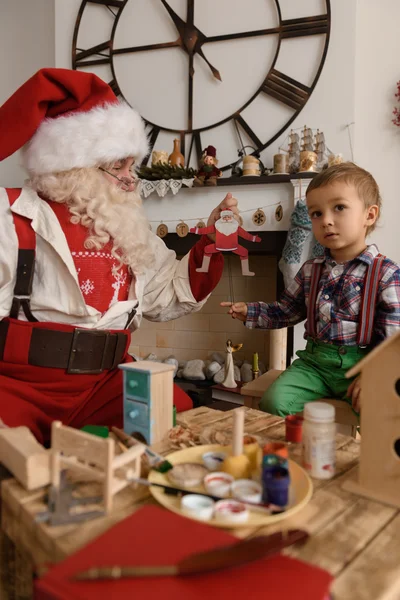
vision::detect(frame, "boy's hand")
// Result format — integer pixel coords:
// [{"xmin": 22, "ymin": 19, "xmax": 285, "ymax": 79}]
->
[
  {"xmin": 347, "ymin": 375, "xmax": 361, "ymax": 412},
  {"xmin": 220, "ymin": 301, "xmax": 248, "ymax": 322}
]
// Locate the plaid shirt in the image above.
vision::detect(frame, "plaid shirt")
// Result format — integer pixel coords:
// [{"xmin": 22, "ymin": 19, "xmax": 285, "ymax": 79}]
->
[{"xmin": 246, "ymin": 245, "xmax": 400, "ymax": 346}]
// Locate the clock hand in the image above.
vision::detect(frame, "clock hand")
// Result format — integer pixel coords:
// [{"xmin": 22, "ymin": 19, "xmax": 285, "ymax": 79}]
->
[
  {"xmin": 196, "ymin": 47, "xmax": 222, "ymax": 82},
  {"xmin": 160, "ymin": 0, "xmax": 222, "ymax": 81},
  {"xmin": 160, "ymin": 0, "xmax": 186, "ymax": 38}
]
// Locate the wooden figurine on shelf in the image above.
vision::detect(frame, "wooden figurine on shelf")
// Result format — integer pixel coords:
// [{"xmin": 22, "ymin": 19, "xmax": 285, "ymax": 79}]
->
[
  {"xmin": 193, "ymin": 145, "xmax": 222, "ymax": 186},
  {"xmin": 342, "ymin": 331, "xmax": 400, "ymax": 508},
  {"xmin": 222, "ymin": 339, "xmax": 243, "ymax": 389},
  {"xmin": 189, "ymin": 208, "xmax": 261, "ymax": 276},
  {"xmin": 119, "ymin": 361, "xmax": 175, "ymax": 445}
]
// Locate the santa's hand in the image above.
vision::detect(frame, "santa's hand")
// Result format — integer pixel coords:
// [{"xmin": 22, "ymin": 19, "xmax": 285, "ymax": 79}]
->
[
  {"xmin": 255, "ymin": 236, "xmax": 261, "ymax": 243},
  {"xmin": 220, "ymin": 301, "xmax": 248, "ymax": 322},
  {"xmin": 206, "ymin": 193, "xmax": 239, "ymax": 240}
]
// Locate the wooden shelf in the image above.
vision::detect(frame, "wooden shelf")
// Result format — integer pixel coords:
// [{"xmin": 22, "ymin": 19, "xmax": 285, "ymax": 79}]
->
[{"xmin": 217, "ymin": 172, "xmax": 317, "ymax": 186}]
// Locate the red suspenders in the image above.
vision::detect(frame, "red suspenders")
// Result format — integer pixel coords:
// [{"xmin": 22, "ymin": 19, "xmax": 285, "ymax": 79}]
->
[
  {"xmin": 306, "ymin": 254, "xmax": 385, "ymax": 347},
  {"xmin": 5, "ymin": 188, "xmax": 38, "ymax": 322}
]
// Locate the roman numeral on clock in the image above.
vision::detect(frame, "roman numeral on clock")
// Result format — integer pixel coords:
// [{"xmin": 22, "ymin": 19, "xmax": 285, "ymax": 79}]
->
[
  {"xmin": 108, "ymin": 79, "xmax": 121, "ymax": 96},
  {"xmin": 87, "ymin": 0, "xmax": 124, "ymax": 7},
  {"xmin": 261, "ymin": 69, "xmax": 310, "ymax": 111},
  {"xmin": 73, "ymin": 41, "xmax": 112, "ymax": 68},
  {"xmin": 281, "ymin": 15, "xmax": 329, "ymax": 38}
]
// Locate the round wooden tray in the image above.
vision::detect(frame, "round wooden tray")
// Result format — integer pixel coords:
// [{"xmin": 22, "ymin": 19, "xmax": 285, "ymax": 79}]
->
[{"xmin": 148, "ymin": 444, "xmax": 313, "ymax": 528}]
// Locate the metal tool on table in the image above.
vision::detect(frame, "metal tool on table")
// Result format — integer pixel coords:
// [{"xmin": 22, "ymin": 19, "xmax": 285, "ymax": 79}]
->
[{"xmin": 35, "ymin": 470, "xmax": 104, "ymax": 526}]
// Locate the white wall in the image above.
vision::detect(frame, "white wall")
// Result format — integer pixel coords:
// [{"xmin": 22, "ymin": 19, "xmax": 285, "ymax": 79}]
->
[
  {"xmin": 355, "ymin": 0, "xmax": 400, "ymax": 264},
  {"xmin": 0, "ymin": 0, "xmax": 55, "ymax": 186}
]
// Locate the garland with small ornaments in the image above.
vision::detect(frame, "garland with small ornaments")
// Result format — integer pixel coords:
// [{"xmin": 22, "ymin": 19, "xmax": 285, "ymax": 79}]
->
[{"xmin": 152, "ymin": 203, "xmax": 283, "ymax": 238}]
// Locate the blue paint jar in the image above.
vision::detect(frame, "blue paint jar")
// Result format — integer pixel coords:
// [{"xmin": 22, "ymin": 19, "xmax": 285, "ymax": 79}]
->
[{"xmin": 262, "ymin": 465, "xmax": 290, "ymax": 507}]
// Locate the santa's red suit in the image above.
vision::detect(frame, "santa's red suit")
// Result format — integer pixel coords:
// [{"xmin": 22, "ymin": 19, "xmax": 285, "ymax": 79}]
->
[{"xmin": 0, "ymin": 69, "xmax": 223, "ymax": 444}]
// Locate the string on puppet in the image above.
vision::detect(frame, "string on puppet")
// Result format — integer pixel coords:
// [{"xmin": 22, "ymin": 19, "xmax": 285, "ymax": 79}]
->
[{"xmin": 227, "ymin": 255, "xmax": 235, "ymax": 306}]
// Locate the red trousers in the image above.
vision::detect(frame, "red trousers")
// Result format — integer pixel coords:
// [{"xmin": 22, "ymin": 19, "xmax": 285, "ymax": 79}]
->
[{"xmin": 0, "ymin": 319, "xmax": 192, "ymax": 444}]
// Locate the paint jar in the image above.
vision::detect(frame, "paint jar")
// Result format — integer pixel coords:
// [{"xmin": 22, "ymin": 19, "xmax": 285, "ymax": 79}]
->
[
  {"xmin": 262, "ymin": 466, "xmax": 290, "ymax": 507},
  {"xmin": 285, "ymin": 415, "xmax": 304, "ymax": 443},
  {"xmin": 262, "ymin": 441, "xmax": 289, "ymax": 461},
  {"xmin": 302, "ymin": 402, "xmax": 336, "ymax": 479}
]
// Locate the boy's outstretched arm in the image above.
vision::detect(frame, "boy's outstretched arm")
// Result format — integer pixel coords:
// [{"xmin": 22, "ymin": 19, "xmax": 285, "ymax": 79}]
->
[{"xmin": 221, "ymin": 264, "xmax": 307, "ymax": 329}]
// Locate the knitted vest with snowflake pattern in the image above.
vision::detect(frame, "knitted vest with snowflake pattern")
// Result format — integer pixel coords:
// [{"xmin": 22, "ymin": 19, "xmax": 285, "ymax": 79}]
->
[{"xmin": 48, "ymin": 201, "xmax": 132, "ymax": 313}]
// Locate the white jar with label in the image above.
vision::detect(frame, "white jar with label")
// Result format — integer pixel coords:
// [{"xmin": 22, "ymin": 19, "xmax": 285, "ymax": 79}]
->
[{"xmin": 302, "ymin": 402, "xmax": 336, "ymax": 479}]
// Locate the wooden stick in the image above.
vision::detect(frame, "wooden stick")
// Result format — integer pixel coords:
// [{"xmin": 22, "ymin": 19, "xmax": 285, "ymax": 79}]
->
[{"xmin": 232, "ymin": 408, "xmax": 245, "ymax": 456}]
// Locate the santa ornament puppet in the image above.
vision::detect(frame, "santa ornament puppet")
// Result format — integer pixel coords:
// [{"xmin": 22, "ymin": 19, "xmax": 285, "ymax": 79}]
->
[
  {"xmin": 0, "ymin": 68, "xmax": 238, "ymax": 444},
  {"xmin": 190, "ymin": 209, "xmax": 261, "ymax": 276},
  {"xmin": 193, "ymin": 145, "xmax": 222, "ymax": 186}
]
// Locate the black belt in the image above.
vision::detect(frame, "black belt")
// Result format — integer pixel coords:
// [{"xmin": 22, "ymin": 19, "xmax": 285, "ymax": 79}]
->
[{"xmin": 0, "ymin": 321, "xmax": 128, "ymax": 374}]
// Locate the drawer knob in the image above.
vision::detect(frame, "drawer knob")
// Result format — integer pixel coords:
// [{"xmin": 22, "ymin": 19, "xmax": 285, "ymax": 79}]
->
[
  {"xmin": 129, "ymin": 380, "xmax": 139, "ymax": 388},
  {"xmin": 129, "ymin": 409, "xmax": 139, "ymax": 419}
]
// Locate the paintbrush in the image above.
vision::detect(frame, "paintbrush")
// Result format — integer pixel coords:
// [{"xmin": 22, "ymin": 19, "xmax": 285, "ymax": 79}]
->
[
  {"xmin": 72, "ymin": 529, "xmax": 309, "ymax": 580},
  {"xmin": 129, "ymin": 477, "xmax": 283, "ymax": 515},
  {"xmin": 111, "ymin": 426, "xmax": 173, "ymax": 473}
]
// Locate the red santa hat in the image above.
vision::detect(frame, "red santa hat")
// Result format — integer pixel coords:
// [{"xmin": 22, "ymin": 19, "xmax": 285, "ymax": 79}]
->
[
  {"xmin": 220, "ymin": 208, "xmax": 234, "ymax": 217},
  {"xmin": 0, "ymin": 68, "xmax": 149, "ymax": 175},
  {"xmin": 203, "ymin": 145, "xmax": 217, "ymax": 158}
]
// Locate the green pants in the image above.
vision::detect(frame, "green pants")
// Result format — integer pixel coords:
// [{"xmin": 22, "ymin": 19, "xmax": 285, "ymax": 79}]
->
[{"xmin": 260, "ymin": 338, "xmax": 369, "ymax": 416}]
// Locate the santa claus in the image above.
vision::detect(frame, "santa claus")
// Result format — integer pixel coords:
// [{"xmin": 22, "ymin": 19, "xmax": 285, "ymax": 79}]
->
[
  {"xmin": 190, "ymin": 209, "xmax": 261, "ymax": 276},
  {"xmin": 0, "ymin": 68, "xmax": 239, "ymax": 443}
]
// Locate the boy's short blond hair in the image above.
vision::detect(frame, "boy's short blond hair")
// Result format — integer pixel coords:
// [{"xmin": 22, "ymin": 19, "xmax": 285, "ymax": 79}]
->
[{"xmin": 306, "ymin": 162, "xmax": 381, "ymax": 233}]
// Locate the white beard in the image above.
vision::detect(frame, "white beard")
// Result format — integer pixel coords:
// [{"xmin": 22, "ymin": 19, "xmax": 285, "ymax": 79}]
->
[
  {"xmin": 215, "ymin": 218, "xmax": 238, "ymax": 236},
  {"xmin": 30, "ymin": 168, "xmax": 155, "ymax": 275}
]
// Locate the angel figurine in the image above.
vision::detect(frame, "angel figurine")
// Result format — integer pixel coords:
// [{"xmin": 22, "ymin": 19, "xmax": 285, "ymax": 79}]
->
[{"xmin": 222, "ymin": 339, "xmax": 243, "ymax": 389}]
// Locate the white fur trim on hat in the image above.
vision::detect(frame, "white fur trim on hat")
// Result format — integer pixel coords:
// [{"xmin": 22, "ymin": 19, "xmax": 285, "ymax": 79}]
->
[
  {"xmin": 21, "ymin": 101, "xmax": 149, "ymax": 175},
  {"xmin": 220, "ymin": 209, "xmax": 233, "ymax": 216}
]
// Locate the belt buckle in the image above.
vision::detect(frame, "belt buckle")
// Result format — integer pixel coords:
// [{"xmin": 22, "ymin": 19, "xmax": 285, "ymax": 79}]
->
[{"xmin": 67, "ymin": 328, "xmax": 110, "ymax": 374}]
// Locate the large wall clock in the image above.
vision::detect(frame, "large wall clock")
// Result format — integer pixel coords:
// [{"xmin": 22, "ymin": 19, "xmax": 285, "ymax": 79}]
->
[{"xmin": 72, "ymin": 0, "xmax": 331, "ymax": 172}]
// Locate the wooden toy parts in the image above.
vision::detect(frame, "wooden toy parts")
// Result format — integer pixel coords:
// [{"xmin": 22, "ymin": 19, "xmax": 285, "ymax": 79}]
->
[
  {"xmin": 189, "ymin": 208, "xmax": 261, "ymax": 276},
  {"xmin": 342, "ymin": 333, "xmax": 400, "ymax": 508},
  {"xmin": 119, "ymin": 361, "xmax": 175, "ymax": 445},
  {"xmin": 49, "ymin": 420, "xmax": 145, "ymax": 518},
  {"xmin": 222, "ymin": 339, "xmax": 243, "ymax": 389},
  {"xmin": 221, "ymin": 409, "xmax": 251, "ymax": 479},
  {"xmin": 0, "ymin": 426, "xmax": 50, "ymax": 490}
]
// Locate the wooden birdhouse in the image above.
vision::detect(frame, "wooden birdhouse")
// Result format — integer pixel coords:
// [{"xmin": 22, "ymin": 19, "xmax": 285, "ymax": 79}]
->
[
  {"xmin": 343, "ymin": 331, "xmax": 400, "ymax": 508},
  {"xmin": 119, "ymin": 361, "xmax": 175, "ymax": 445}
]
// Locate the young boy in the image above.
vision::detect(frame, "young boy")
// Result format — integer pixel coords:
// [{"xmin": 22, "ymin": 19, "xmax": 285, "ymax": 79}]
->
[{"xmin": 222, "ymin": 162, "xmax": 400, "ymax": 416}]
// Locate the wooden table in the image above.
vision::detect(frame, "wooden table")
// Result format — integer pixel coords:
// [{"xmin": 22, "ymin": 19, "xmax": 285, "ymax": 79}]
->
[{"xmin": 1, "ymin": 406, "xmax": 400, "ymax": 600}]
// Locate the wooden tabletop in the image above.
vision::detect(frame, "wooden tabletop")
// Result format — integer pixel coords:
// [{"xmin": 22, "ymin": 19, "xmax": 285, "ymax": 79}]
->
[{"xmin": 1, "ymin": 406, "xmax": 399, "ymax": 600}]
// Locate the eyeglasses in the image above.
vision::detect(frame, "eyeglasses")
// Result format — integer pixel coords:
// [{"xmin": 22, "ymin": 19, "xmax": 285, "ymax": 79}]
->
[{"xmin": 99, "ymin": 167, "xmax": 137, "ymax": 190}]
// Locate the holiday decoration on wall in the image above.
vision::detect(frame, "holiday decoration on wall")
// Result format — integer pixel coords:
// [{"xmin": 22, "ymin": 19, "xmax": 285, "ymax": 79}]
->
[
  {"xmin": 72, "ymin": 1, "xmax": 331, "ymax": 173},
  {"xmin": 252, "ymin": 209, "xmax": 266, "ymax": 226},
  {"xmin": 193, "ymin": 146, "xmax": 222, "ymax": 187},
  {"xmin": 176, "ymin": 222, "xmax": 189, "ymax": 237},
  {"xmin": 196, "ymin": 220, "xmax": 206, "ymax": 229},
  {"xmin": 190, "ymin": 208, "xmax": 261, "ymax": 276},
  {"xmin": 275, "ymin": 205, "xmax": 283, "ymax": 222},
  {"xmin": 136, "ymin": 163, "xmax": 197, "ymax": 198},
  {"xmin": 392, "ymin": 80, "xmax": 400, "ymax": 127},
  {"xmin": 156, "ymin": 223, "xmax": 168, "ymax": 238}
]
